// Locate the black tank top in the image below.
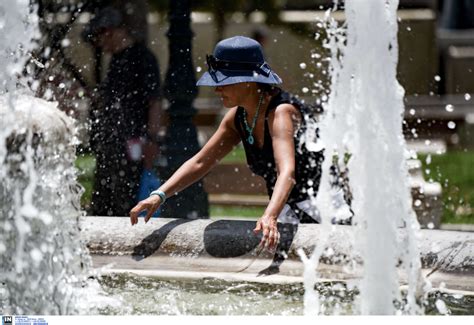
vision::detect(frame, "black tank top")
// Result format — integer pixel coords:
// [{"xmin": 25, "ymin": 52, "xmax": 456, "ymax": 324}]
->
[{"xmin": 234, "ymin": 89, "xmax": 324, "ymax": 204}]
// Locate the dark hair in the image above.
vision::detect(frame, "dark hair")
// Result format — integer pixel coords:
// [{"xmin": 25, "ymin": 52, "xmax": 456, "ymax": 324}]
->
[{"xmin": 257, "ymin": 83, "xmax": 280, "ymax": 96}]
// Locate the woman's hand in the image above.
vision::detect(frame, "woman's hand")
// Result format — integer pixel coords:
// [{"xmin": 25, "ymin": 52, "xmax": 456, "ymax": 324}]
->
[
  {"xmin": 129, "ymin": 195, "xmax": 162, "ymax": 226},
  {"xmin": 253, "ymin": 215, "xmax": 280, "ymax": 251}
]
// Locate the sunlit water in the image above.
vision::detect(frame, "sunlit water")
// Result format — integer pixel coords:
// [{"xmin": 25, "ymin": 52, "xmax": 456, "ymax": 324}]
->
[
  {"xmin": 94, "ymin": 273, "xmax": 472, "ymax": 315},
  {"xmin": 300, "ymin": 0, "xmax": 426, "ymax": 315}
]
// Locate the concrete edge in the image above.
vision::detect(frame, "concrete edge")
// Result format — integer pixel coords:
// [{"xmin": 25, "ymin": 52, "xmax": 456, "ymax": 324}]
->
[{"xmin": 81, "ymin": 217, "xmax": 474, "ymax": 274}]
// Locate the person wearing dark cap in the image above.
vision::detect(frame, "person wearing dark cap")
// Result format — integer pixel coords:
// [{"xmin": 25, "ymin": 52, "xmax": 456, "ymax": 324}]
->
[
  {"xmin": 84, "ymin": 6, "xmax": 163, "ymax": 217},
  {"xmin": 129, "ymin": 36, "xmax": 327, "ymax": 250}
]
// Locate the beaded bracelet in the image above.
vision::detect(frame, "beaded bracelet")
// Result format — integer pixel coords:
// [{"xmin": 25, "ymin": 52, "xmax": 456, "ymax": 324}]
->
[{"xmin": 150, "ymin": 189, "xmax": 166, "ymax": 203}]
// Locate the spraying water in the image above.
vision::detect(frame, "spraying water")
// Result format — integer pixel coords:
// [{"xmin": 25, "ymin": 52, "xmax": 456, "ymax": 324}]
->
[
  {"xmin": 0, "ymin": 1, "xmax": 95, "ymax": 314},
  {"xmin": 302, "ymin": 0, "xmax": 424, "ymax": 315}
]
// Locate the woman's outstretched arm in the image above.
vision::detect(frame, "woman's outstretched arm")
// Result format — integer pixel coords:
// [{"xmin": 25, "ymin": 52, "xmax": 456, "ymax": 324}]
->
[
  {"xmin": 254, "ymin": 103, "xmax": 301, "ymax": 250},
  {"xmin": 130, "ymin": 107, "xmax": 241, "ymax": 225}
]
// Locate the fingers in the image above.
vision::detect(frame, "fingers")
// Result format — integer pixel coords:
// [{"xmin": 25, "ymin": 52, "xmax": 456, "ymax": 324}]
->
[
  {"xmin": 269, "ymin": 229, "xmax": 280, "ymax": 250},
  {"xmin": 253, "ymin": 220, "xmax": 262, "ymax": 234},
  {"xmin": 130, "ymin": 196, "xmax": 161, "ymax": 226},
  {"xmin": 129, "ymin": 204, "xmax": 143, "ymax": 226},
  {"xmin": 256, "ymin": 223, "xmax": 280, "ymax": 251},
  {"xmin": 265, "ymin": 229, "xmax": 279, "ymax": 251},
  {"xmin": 268, "ymin": 229, "xmax": 275, "ymax": 249},
  {"xmin": 261, "ymin": 225, "xmax": 270, "ymax": 247},
  {"xmin": 144, "ymin": 203, "xmax": 157, "ymax": 223}
]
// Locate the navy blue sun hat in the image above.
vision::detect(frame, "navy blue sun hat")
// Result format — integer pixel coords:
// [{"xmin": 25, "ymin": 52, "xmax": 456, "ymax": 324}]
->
[{"xmin": 196, "ymin": 36, "xmax": 282, "ymax": 86}]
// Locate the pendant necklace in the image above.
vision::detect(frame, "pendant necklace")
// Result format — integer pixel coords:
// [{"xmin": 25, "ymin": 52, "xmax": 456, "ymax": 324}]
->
[{"xmin": 243, "ymin": 93, "xmax": 264, "ymax": 145}]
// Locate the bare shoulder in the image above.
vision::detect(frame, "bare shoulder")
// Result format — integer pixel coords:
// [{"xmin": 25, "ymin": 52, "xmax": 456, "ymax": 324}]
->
[
  {"xmin": 268, "ymin": 103, "xmax": 301, "ymax": 123},
  {"xmin": 222, "ymin": 106, "xmax": 239, "ymax": 120},
  {"xmin": 220, "ymin": 106, "xmax": 239, "ymax": 132},
  {"xmin": 267, "ymin": 103, "xmax": 302, "ymax": 138}
]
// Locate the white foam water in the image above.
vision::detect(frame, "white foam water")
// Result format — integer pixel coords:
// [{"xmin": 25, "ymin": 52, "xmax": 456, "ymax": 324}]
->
[
  {"xmin": 0, "ymin": 2, "xmax": 99, "ymax": 314},
  {"xmin": 302, "ymin": 0, "xmax": 424, "ymax": 315}
]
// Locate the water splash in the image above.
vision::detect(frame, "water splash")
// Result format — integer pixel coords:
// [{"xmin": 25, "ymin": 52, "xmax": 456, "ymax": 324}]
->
[
  {"xmin": 0, "ymin": 2, "xmax": 95, "ymax": 314},
  {"xmin": 303, "ymin": 0, "xmax": 424, "ymax": 314},
  {"xmin": 0, "ymin": 93, "xmax": 94, "ymax": 314},
  {"xmin": 0, "ymin": 0, "xmax": 39, "ymax": 94}
]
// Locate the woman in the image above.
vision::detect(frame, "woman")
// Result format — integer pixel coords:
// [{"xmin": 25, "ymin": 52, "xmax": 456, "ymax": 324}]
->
[{"xmin": 129, "ymin": 36, "xmax": 324, "ymax": 250}]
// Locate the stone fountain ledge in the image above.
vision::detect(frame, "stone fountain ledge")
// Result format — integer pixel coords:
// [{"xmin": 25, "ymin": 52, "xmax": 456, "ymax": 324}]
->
[{"xmin": 81, "ymin": 217, "xmax": 474, "ymax": 293}]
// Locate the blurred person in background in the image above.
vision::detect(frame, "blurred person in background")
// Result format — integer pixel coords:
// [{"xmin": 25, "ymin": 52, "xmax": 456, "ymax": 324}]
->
[
  {"xmin": 252, "ymin": 27, "xmax": 269, "ymax": 49},
  {"xmin": 83, "ymin": 5, "xmax": 163, "ymax": 216}
]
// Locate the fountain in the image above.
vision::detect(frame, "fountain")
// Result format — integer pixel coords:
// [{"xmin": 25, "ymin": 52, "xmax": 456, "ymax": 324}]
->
[
  {"xmin": 301, "ymin": 0, "xmax": 424, "ymax": 315},
  {"xmin": 1, "ymin": 0, "xmax": 473, "ymax": 316},
  {"xmin": 0, "ymin": 0, "xmax": 98, "ymax": 315}
]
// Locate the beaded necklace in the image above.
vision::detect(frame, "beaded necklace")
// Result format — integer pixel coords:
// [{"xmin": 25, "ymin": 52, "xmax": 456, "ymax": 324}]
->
[{"xmin": 242, "ymin": 93, "xmax": 264, "ymax": 145}]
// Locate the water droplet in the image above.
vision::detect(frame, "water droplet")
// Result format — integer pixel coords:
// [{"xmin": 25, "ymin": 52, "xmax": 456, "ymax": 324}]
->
[
  {"xmin": 409, "ymin": 108, "xmax": 415, "ymax": 116},
  {"xmin": 425, "ymin": 154, "xmax": 431, "ymax": 164},
  {"xmin": 465, "ymin": 93, "xmax": 471, "ymax": 101},
  {"xmin": 61, "ymin": 38, "xmax": 71, "ymax": 47},
  {"xmin": 406, "ymin": 26, "xmax": 411, "ymax": 31},
  {"xmin": 447, "ymin": 121, "xmax": 456, "ymax": 129},
  {"xmin": 30, "ymin": 249, "xmax": 43, "ymax": 263},
  {"xmin": 196, "ymin": 66, "xmax": 202, "ymax": 72},
  {"xmin": 435, "ymin": 299, "xmax": 448, "ymax": 314},
  {"xmin": 445, "ymin": 104, "xmax": 454, "ymax": 112},
  {"xmin": 299, "ymin": 63, "xmax": 307, "ymax": 69},
  {"xmin": 427, "ymin": 222, "xmax": 434, "ymax": 229},
  {"xmin": 434, "ymin": 75, "xmax": 441, "ymax": 82},
  {"xmin": 302, "ymin": 87, "xmax": 309, "ymax": 93},
  {"xmin": 414, "ymin": 199, "xmax": 422, "ymax": 207}
]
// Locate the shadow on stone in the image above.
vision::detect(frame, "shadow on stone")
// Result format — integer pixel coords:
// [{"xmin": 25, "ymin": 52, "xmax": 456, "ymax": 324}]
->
[
  {"xmin": 203, "ymin": 220, "xmax": 261, "ymax": 258},
  {"xmin": 203, "ymin": 220, "xmax": 298, "ymax": 274},
  {"xmin": 132, "ymin": 219, "xmax": 194, "ymax": 260}
]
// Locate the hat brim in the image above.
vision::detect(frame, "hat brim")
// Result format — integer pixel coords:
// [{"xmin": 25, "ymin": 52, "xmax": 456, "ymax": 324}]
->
[{"xmin": 196, "ymin": 69, "xmax": 282, "ymax": 86}]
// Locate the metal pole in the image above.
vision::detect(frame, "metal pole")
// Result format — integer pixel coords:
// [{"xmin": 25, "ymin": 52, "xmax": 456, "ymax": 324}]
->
[{"xmin": 162, "ymin": 0, "xmax": 209, "ymax": 219}]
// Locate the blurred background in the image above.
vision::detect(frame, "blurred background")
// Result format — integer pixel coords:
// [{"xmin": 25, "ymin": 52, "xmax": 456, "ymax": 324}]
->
[{"xmin": 31, "ymin": 0, "xmax": 473, "ymax": 228}]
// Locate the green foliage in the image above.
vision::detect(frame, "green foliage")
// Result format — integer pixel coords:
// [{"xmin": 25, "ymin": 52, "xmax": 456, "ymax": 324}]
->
[
  {"xmin": 221, "ymin": 145, "xmax": 247, "ymax": 163},
  {"xmin": 75, "ymin": 154, "xmax": 96, "ymax": 209},
  {"xmin": 210, "ymin": 205, "xmax": 263, "ymax": 219},
  {"xmin": 420, "ymin": 151, "xmax": 474, "ymax": 224}
]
